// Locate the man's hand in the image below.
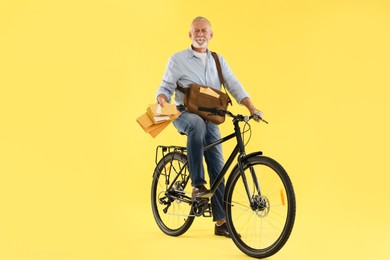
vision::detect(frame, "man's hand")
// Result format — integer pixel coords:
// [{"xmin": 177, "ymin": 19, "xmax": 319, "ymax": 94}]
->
[
  {"xmin": 157, "ymin": 94, "xmax": 168, "ymax": 107},
  {"xmin": 251, "ymin": 109, "xmax": 264, "ymax": 122},
  {"xmin": 241, "ymin": 97, "xmax": 264, "ymax": 122}
]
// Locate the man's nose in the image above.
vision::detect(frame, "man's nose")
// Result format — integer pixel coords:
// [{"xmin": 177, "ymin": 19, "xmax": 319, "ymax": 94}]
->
[{"xmin": 196, "ymin": 31, "xmax": 204, "ymax": 36}]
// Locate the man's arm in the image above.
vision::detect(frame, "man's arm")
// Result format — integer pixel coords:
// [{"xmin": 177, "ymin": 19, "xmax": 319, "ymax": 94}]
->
[
  {"xmin": 155, "ymin": 55, "xmax": 180, "ymax": 107},
  {"xmin": 241, "ymin": 97, "xmax": 264, "ymax": 121}
]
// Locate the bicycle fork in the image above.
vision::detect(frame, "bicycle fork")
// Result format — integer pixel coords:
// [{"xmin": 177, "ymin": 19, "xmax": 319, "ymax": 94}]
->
[
  {"xmin": 233, "ymin": 116, "xmax": 264, "ymax": 210},
  {"xmin": 237, "ymin": 155, "xmax": 265, "ymax": 211}
]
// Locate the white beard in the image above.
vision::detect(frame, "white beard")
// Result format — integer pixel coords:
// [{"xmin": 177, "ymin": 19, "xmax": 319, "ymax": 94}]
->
[{"xmin": 192, "ymin": 37, "xmax": 208, "ymax": 49}]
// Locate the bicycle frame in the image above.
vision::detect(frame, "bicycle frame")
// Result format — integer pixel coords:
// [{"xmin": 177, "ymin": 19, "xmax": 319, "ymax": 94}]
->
[
  {"xmin": 206, "ymin": 132, "xmax": 242, "ymax": 196},
  {"xmin": 156, "ymin": 116, "xmax": 262, "ymax": 202},
  {"xmin": 205, "ymin": 117, "xmax": 262, "ymax": 199}
]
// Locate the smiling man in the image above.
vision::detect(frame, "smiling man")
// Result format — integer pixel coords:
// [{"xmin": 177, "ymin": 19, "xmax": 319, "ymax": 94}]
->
[
  {"xmin": 189, "ymin": 17, "xmax": 213, "ymax": 53},
  {"xmin": 155, "ymin": 16, "xmax": 263, "ymax": 237}
]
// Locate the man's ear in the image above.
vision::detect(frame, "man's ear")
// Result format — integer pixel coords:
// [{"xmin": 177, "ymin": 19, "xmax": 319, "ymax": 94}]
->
[
  {"xmin": 210, "ymin": 31, "xmax": 214, "ymax": 39},
  {"xmin": 189, "ymin": 31, "xmax": 192, "ymax": 39}
]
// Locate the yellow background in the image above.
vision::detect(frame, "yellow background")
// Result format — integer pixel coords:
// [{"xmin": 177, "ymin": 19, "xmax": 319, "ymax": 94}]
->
[{"xmin": 1, "ymin": 0, "xmax": 389, "ymax": 259}]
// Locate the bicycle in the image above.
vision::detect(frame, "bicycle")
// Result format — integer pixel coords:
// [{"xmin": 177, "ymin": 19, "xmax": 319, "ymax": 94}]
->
[{"xmin": 151, "ymin": 107, "xmax": 296, "ymax": 258}]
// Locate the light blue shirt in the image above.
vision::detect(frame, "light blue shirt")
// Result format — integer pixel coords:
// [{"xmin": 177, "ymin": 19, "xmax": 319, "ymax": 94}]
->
[{"xmin": 156, "ymin": 46, "xmax": 250, "ymax": 106}]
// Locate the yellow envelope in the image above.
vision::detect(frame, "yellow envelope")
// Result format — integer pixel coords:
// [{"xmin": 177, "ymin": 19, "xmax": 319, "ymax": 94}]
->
[
  {"xmin": 149, "ymin": 103, "xmax": 179, "ymax": 116},
  {"xmin": 199, "ymin": 87, "xmax": 220, "ymax": 98}
]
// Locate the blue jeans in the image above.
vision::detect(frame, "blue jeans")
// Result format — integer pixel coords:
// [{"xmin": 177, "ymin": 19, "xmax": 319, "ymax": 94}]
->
[{"xmin": 173, "ymin": 108, "xmax": 226, "ymax": 222}]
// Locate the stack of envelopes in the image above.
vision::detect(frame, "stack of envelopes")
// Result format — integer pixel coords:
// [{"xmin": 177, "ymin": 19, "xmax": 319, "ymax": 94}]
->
[{"xmin": 136, "ymin": 104, "xmax": 180, "ymax": 138}]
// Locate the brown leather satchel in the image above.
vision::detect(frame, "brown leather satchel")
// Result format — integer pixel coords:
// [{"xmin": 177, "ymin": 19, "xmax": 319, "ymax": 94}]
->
[{"xmin": 177, "ymin": 52, "xmax": 232, "ymax": 125}]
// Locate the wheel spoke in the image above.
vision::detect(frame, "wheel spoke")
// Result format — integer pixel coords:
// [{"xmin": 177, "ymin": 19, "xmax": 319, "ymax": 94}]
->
[
  {"xmin": 225, "ymin": 156, "xmax": 296, "ymax": 258},
  {"xmin": 151, "ymin": 152, "xmax": 194, "ymax": 236}
]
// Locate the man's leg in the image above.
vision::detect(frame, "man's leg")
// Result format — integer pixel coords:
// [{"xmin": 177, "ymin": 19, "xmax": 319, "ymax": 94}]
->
[
  {"xmin": 172, "ymin": 111, "xmax": 207, "ymax": 187},
  {"xmin": 204, "ymin": 122, "xmax": 226, "ymax": 222}
]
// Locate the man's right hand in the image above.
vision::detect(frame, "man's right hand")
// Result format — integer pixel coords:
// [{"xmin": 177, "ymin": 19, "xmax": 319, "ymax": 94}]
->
[{"xmin": 157, "ymin": 94, "xmax": 168, "ymax": 107}]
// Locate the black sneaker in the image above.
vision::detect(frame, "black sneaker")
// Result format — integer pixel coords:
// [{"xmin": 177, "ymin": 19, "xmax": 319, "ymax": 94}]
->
[
  {"xmin": 214, "ymin": 222, "xmax": 231, "ymax": 238},
  {"xmin": 192, "ymin": 185, "xmax": 211, "ymax": 198}
]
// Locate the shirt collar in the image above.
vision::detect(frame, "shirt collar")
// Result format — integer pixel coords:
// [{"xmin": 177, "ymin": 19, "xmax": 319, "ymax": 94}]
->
[{"xmin": 187, "ymin": 45, "xmax": 211, "ymax": 59}]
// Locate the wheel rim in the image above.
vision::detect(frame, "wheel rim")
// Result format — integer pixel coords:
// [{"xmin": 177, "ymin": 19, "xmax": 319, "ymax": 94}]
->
[
  {"xmin": 152, "ymin": 154, "xmax": 194, "ymax": 233},
  {"xmin": 226, "ymin": 159, "xmax": 295, "ymax": 254}
]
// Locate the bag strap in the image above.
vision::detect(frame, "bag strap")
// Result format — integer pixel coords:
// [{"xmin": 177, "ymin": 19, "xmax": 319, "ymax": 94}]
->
[
  {"xmin": 176, "ymin": 51, "xmax": 233, "ymax": 106},
  {"xmin": 211, "ymin": 51, "xmax": 232, "ymax": 105},
  {"xmin": 176, "ymin": 84, "xmax": 186, "ymax": 93}
]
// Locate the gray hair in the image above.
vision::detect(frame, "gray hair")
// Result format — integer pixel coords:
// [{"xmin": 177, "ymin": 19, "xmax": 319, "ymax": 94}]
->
[{"xmin": 191, "ymin": 16, "xmax": 212, "ymax": 28}]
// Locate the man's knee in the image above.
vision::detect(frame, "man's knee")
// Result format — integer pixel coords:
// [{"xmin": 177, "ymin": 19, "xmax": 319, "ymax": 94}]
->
[{"xmin": 185, "ymin": 114, "xmax": 206, "ymax": 134}]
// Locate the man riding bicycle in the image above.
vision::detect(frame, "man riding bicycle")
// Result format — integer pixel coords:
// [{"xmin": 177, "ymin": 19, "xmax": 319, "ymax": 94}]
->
[{"xmin": 155, "ymin": 16, "xmax": 263, "ymax": 237}]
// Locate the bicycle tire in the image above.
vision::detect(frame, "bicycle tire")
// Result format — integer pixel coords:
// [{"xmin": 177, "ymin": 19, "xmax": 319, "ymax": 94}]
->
[
  {"xmin": 151, "ymin": 152, "xmax": 195, "ymax": 236},
  {"xmin": 224, "ymin": 155, "xmax": 296, "ymax": 258}
]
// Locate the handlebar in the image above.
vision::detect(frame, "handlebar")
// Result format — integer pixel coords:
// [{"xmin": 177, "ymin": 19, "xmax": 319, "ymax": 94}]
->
[{"xmin": 198, "ymin": 107, "xmax": 268, "ymax": 124}]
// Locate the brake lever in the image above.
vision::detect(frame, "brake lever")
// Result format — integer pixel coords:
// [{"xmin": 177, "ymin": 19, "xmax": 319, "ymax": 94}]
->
[{"xmin": 253, "ymin": 114, "xmax": 268, "ymax": 124}]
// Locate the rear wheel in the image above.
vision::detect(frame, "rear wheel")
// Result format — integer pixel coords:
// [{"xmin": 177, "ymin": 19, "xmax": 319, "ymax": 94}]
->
[
  {"xmin": 225, "ymin": 156, "xmax": 296, "ymax": 258},
  {"xmin": 151, "ymin": 152, "xmax": 195, "ymax": 236}
]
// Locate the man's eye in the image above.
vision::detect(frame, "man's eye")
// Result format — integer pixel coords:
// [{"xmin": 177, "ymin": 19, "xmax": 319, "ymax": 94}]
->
[{"xmin": 193, "ymin": 29, "xmax": 208, "ymax": 34}]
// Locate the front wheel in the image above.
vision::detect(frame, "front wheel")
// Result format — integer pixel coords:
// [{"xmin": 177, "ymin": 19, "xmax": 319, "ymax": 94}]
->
[{"xmin": 224, "ymin": 156, "xmax": 296, "ymax": 258}]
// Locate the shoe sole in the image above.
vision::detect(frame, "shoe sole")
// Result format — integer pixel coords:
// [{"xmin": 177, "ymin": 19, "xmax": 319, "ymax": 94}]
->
[{"xmin": 192, "ymin": 192, "xmax": 213, "ymax": 199}]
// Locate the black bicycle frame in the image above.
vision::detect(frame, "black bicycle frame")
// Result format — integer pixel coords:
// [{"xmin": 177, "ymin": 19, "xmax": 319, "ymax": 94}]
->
[
  {"xmin": 159, "ymin": 117, "xmax": 260, "ymax": 203},
  {"xmin": 204, "ymin": 118, "xmax": 247, "ymax": 196}
]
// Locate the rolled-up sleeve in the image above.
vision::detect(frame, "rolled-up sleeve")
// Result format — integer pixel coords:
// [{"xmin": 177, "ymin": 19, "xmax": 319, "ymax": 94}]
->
[{"xmin": 155, "ymin": 56, "xmax": 181, "ymax": 103}]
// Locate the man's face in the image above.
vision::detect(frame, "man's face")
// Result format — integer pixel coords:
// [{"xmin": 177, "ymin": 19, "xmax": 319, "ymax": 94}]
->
[{"xmin": 189, "ymin": 20, "xmax": 213, "ymax": 50}]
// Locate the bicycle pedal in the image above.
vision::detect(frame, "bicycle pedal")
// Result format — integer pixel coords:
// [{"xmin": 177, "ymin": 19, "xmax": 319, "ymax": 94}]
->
[
  {"xmin": 202, "ymin": 204, "xmax": 212, "ymax": 218},
  {"xmin": 192, "ymin": 193, "xmax": 212, "ymax": 200}
]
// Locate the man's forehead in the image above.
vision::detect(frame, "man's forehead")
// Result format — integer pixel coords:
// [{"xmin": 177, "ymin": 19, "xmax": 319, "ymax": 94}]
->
[{"xmin": 191, "ymin": 20, "xmax": 211, "ymax": 29}]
